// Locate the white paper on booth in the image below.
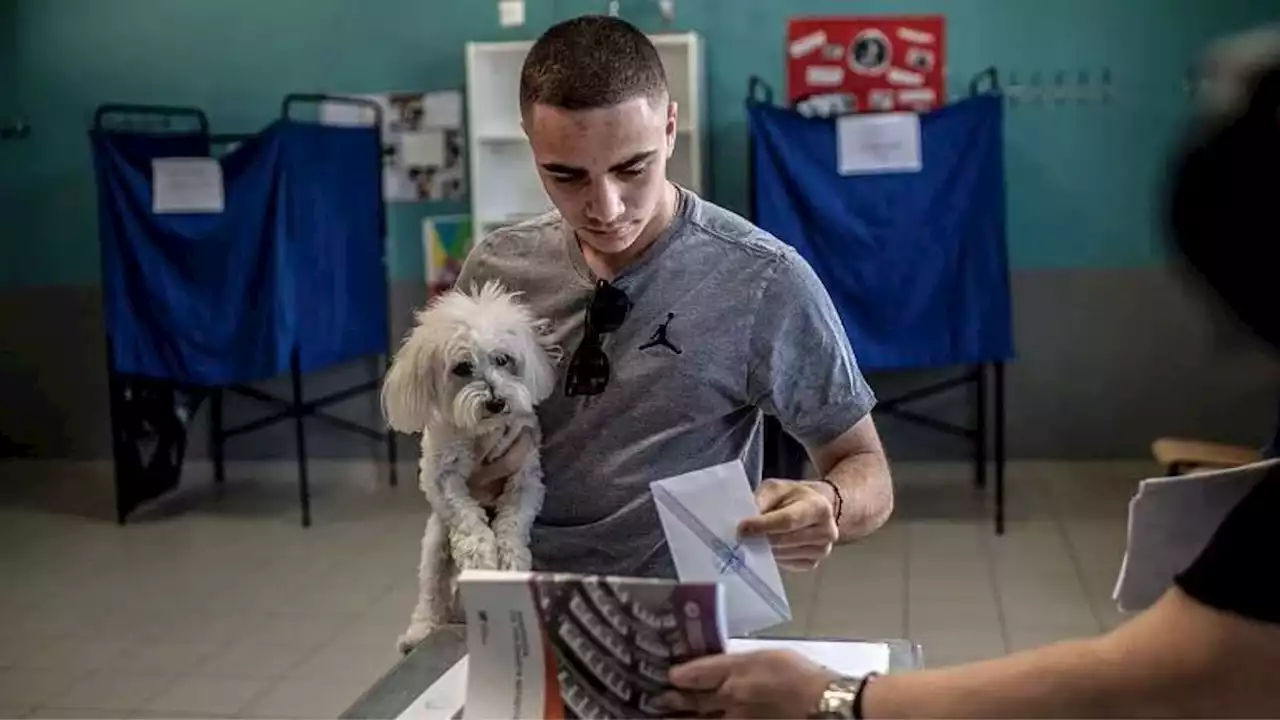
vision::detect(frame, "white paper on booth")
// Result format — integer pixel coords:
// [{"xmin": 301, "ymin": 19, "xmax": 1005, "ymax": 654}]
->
[
  {"xmin": 319, "ymin": 99, "xmax": 377, "ymax": 127},
  {"xmin": 1112, "ymin": 460, "xmax": 1275, "ymax": 612},
  {"xmin": 650, "ymin": 461, "xmax": 790, "ymax": 637},
  {"xmin": 727, "ymin": 639, "xmax": 890, "ymax": 677},
  {"xmin": 836, "ymin": 112, "xmax": 923, "ymax": 176},
  {"xmin": 152, "ymin": 158, "xmax": 225, "ymax": 214},
  {"xmin": 423, "ymin": 92, "xmax": 463, "ymax": 130},
  {"xmin": 395, "ymin": 656, "xmax": 467, "ymax": 720}
]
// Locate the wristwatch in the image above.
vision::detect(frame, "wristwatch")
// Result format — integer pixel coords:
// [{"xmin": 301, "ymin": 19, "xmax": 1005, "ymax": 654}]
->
[{"xmin": 810, "ymin": 673, "xmax": 879, "ymax": 719}]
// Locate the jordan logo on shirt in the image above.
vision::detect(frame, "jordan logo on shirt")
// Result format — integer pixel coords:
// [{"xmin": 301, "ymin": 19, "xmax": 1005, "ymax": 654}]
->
[{"xmin": 640, "ymin": 313, "xmax": 682, "ymax": 355}]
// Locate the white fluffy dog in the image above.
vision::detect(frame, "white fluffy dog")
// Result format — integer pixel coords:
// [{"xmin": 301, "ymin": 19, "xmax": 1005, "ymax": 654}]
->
[{"xmin": 382, "ymin": 280, "xmax": 559, "ymax": 654}]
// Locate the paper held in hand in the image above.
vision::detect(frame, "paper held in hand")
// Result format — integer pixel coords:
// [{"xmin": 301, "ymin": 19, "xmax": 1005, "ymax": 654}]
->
[
  {"xmin": 1112, "ymin": 459, "xmax": 1275, "ymax": 611},
  {"xmin": 650, "ymin": 460, "xmax": 791, "ymax": 637},
  {"xmin": 457, "ymin": 570, "xmax": 728, "ymax": 720}
]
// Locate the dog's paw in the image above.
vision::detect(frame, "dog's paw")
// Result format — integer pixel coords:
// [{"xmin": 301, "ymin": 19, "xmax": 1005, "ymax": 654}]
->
[
  {"xmin": 474, "ymin": 542, "xmax": 500, "ymax": 570},
  {"xmin": 397, "ymin": 621, "xmax": 435, "ymax": 655},
  {"xmin": 497, "ymin": 539, "xmax": 532, "ymax": 571},
  {"xmin": 456, "ymin": 541, "xmax": 499, "ymax": 571}
]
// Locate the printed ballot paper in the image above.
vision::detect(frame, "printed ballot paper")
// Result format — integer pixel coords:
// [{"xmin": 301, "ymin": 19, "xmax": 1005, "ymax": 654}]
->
[
  {"xmin": 650, "ymin": 461, "xmax": 791, "ymax": 637},
  {"xmin": 1113, "ymin": 459, "xmax": 1275, "ymax": 612}
]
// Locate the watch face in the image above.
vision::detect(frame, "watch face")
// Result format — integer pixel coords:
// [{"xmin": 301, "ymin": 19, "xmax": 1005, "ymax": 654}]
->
[{"xmin": 815, "ymin": 677, "xmax": 861, "ymax": 719}]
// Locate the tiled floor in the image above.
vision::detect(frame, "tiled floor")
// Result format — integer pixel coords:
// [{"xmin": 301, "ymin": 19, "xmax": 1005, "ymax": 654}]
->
[{"xmin": 0, "ymin": 458, "xmax": 1152, "ymax": 718}]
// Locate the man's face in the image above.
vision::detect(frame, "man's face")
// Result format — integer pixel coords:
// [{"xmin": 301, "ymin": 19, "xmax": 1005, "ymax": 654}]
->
[{"xmin": 523, "ymin": 96, "xmax": 677, "ymax": 257}]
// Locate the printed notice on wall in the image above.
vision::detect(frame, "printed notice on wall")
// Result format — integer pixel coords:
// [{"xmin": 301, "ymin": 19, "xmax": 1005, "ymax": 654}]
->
[
  {"xmin": 152, "ymin": 158, "xmax": 225, "ymax": 214},
  {"xmin": 320, "ymin": 91, "xmax": 467, "ymax": 203},
  {"xmin": 836, "ymin": 111, "xmax": 923, "ymax": 175}
]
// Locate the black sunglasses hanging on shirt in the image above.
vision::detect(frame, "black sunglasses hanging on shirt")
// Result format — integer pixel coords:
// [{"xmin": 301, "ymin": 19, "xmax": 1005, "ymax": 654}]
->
[{"xmin": 565, "ymin": 279, "xmax": 632, "ymax": 396}]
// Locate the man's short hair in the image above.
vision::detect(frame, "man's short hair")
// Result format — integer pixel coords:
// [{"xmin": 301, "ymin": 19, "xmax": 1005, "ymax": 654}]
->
[{"xmin": 520, "ymin": 15, "xmax": 669, "ymax": 114}]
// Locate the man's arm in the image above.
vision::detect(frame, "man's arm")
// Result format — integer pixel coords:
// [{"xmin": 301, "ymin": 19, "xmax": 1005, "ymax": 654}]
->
[
  {"xmin": 739, "ymin": 249, "xmax": 893, "ymax": 564},
  {"xmin": 862, "ymin": 585, "xmax": 1280, "ymax": 718},
  {"xmin": 807, "ymin": 414, "xmax": 893, "ymax": 542}
]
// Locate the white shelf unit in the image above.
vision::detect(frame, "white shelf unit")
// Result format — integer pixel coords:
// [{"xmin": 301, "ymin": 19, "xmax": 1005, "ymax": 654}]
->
[{"xmin": 465, "ymin": 32, "xmax": 708, "ymax": 235}]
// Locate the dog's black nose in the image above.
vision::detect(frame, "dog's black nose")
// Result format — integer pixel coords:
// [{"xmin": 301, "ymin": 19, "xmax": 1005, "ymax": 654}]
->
[{"xmin": 484, "ymin": 397, "xmax": 507, "ymax": 414}]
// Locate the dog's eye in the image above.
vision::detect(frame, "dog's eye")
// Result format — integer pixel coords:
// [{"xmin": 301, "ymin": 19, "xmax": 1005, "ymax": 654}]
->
[
  {"xmin": 494, "ymin": 353, "xmax": 513, "ymax": 368},
  {"xmin": 451, "ymin": 361, "xmax": 473, "ymax": 377}
]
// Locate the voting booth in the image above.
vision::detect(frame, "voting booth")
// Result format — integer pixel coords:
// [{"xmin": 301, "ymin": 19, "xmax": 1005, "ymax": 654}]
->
[
  {"xmin": 747, "ymin": 72, "xmax": 1015, "ymax": 533},
  {"xmin": 90, "ymin": 97, "xmax": 398, "ymax": 527}
]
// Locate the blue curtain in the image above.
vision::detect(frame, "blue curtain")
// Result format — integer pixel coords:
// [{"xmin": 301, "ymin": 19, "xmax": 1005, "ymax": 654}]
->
[
  {"xmin": 748, "ymin": 95, "xmax": 1015, "ymax": 372},
  {"xmin": 92, "ymin": 120, "xmax": 385, "ymax": 386}
]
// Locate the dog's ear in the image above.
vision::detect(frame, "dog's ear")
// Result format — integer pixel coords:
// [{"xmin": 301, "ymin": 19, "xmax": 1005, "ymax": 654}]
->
[
  {"xmin": 524, "ymin": 346, "xmax": 558, "ymax": 404},
  {"xmin": 381, "ymin": 330, "xmax": 441, "ymax": 433}
]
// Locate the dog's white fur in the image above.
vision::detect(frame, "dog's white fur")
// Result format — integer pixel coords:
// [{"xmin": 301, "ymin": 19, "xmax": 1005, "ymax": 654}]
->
[{"xmin": 382, "ymin": 280, "xmax": 558, "ymax": 654}]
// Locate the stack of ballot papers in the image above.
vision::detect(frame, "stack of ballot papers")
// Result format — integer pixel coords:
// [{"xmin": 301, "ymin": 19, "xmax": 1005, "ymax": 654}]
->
[{"xmin": 1113, "ymin": 459, "xmax": 1275, "ymax": 612}]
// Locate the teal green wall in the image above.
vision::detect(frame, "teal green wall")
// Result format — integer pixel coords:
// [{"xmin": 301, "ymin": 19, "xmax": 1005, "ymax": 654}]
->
[
  {"xmin": 1, "ymin": 0, "xmax": 21, "ymax": 286},
  {"xmin": 3, "ymin": 0, "xmax": 1277, "ymax": 288}
]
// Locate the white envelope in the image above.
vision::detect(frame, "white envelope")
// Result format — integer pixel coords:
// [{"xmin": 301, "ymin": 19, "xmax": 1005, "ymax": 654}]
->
[{"xmin": 650, "ymin": 461, "xmax": 791, "ymax": 637}]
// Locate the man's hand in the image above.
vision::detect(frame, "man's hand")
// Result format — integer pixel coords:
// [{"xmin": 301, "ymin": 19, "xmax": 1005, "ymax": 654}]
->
[
  {"xmin": 738, "ymin": 479, "xmax": 838, "ymax": 571},
  {"xmin": 661, "ymin": 649, "xmax": 837, "ymax": 718},
  {"xmin": 469, "ymin": 429, "xmax": 535, "ymax": 507}
]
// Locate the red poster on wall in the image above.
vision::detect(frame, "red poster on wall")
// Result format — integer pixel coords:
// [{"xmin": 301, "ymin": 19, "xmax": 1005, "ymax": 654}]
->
[{"xmin": 786, "ymin": 15, "xmax": 947, "ymax": 114}]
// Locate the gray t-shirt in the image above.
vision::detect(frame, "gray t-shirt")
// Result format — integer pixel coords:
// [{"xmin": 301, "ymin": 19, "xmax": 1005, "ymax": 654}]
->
[{"xmin": 455, "ymin": 186, "xmax": 876, "ymax": 578}]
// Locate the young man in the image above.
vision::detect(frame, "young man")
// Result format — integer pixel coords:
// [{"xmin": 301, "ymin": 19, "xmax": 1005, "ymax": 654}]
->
[
  {"xmin": 455, "ymin": 15, "xmax": 894, "ymax": 578},
  {"xmin": 663, "ymin": 25, "xmax": 1280, "ymax": 719}
]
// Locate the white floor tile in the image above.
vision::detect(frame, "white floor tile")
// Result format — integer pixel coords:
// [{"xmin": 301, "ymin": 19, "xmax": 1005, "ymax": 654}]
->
[
  {"xmin": 107, "ymin": 642, "xmax": 224, "ymax": 677},
  {"xmin": 241, "ymin": 676, "xmax": 372, "ymax": 719},
  {"xmin": 286, "ymin": 638, "xmax": 402, "ymax": 688},
  {"xmin": 16, "ymin": 638, "xmax": 134, "ymax": 674},
  {"xmin": 26, "ymin": 707, "xmax": 128, "ymax": 719},
  {"xmin": 142, "ymin": 675, "xmax": 271, "ymax": 716},
  {"xmin": 42, "ymin": 670, "xmax": 176, "ymax": 711},
  {"xmin": 195, "ymin": 636, "xmax": 316, "ymax": 680},
  {"xmin": 0, "ymin": 670, "xmax": 83, "ymax": 709}
]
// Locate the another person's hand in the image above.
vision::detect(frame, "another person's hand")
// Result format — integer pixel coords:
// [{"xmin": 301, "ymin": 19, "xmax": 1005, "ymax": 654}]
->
[
  {"xmin": 469, "ymin": 429, "xmax": 535, "ymax": 507},
  {"xmin": 662, "ymin": 649, "xmax": 838, "ymax": 718},
  {"xmin": 738, "ymin": 479, "xmax": 838, "ymax": 571}
]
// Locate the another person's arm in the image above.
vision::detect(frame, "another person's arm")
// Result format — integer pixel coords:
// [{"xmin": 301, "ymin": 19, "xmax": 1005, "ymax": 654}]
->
[
  {"xmin": 670, "ymin": 474, "xmax": 1280, "ymax": 718},
  {"xmin": 739, "ymin": 249, "xmax": 893, "ymax": 568},
  {"xmin": 861, "ymin": 584, "xmax": 1280, "ymax": 718}
]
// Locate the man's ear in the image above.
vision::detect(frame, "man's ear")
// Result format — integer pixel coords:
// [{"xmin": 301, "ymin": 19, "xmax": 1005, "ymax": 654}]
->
[{"xmin": 666, "ymin": 100, "xmax": 679, "ymax": 158}]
